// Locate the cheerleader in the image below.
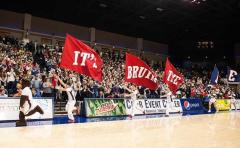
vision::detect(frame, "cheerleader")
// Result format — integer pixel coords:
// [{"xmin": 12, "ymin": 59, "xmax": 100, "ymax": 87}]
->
[
  {"xmin": 56, "ymin": 75, "xmax": 80, "ymax": 123},
  {"xmin": 230, "ymin": 91, "xmax": 237, "ymax": 111},
  {"xmin": 124, "ymin": 85, "xmax": 144, "ymax": 118},
  {"xmin": 161, "ymin": 86, "xmax": 172, "ymax": 117},
  {"xmin": 208, "ymin": 91, "xmax": 219, "ymax": 113}
]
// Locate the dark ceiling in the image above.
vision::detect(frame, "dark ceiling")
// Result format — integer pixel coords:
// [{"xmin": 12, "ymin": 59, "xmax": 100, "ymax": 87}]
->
[{"xmin": 1, "ymin": 0, "xmax": 240, "ymax": 43}]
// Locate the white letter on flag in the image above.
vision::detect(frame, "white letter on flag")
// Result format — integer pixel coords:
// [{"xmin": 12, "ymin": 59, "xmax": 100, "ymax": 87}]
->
[
  {"xmin": 80, "ymin": 52, "xmax": 90, "ymax": 66},
  {"xmin": 128, "ymin": 66, "xmax": 132, "ymax": 79}
]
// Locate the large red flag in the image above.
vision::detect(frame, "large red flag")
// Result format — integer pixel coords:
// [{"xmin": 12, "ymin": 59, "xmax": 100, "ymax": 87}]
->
[
  {"xmin": 125, "ymin": 53, "xmax": 158, "ymax": 90},
  {"xmin": 60, "ymin": 34, "xmax": 103, "ymax": 82},
  {"xmin": 163, "ymin": 58, "xmax": 184, "ymax": 93}
]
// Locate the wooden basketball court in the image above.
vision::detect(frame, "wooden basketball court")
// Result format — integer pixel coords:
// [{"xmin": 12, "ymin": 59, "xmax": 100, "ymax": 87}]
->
[{"xmin": 0, "ymin": 112, "xmax": 239, "ymax": 148}]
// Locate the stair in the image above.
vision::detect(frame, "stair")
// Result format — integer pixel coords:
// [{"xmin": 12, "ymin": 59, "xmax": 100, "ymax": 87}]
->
[{"xmin": 54, "ymin": 101, "xmax": 67, "ymax": 115}]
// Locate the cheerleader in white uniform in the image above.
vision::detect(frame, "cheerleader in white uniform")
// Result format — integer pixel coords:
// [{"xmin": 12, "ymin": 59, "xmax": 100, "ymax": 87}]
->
[
  {"xmin": 161, "ymin": 86, "xmax": 172, "ymax": 117},
  {"xmin": 208, "ymin": 91, "xmax": 218, "ymax": 113},
  {"xmin": 56, "ymin": 75, "xmax": 80, "ymax": 123},
  {"xmin": 230, "ymin": 91, "xmax": 237, "ymax": 111},
  {"xmin": 124, "ymin": 85, "xmax": 144, "ymax": 118}
]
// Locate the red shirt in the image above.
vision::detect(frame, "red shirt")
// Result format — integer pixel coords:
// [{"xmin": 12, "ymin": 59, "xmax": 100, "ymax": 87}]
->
[
  {"xmin": 52, "ymin": 77, "xmax": 58, "ymax": 88},
  {"xmin": 191, "ymin": 88, "xmax": 196, "ymax": 97}
]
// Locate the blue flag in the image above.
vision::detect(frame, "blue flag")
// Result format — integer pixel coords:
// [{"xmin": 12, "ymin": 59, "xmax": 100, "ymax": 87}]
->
[{"xmin": 210, "ymin": 65, "xmax": 219, "ymax": 84}]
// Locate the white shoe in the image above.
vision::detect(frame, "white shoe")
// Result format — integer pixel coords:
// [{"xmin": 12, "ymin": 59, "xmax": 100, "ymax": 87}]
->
[
  {"xmin": 68, "ymin": 119, "xmax": 75, "ymax": 123},
  {"xmin": 208, "ymin": 110, "xmax": 211, "ymax": 113}
]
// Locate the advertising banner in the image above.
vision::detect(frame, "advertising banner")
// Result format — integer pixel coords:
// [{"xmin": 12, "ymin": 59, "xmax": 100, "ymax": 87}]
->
[
  {"xmin": 180, "ymin": 99, "xmax": 204, "ymax": 115},
  {"xmin": 144, "ymin": 99, "xmax": 166, "ymax": 114},
  {"xmin": 125, "ymin": 99, "xmax": 146, "ymax": 115},
  {"xmin": 85, "ymin": 99, "xmax": 127, "ymax": 117},
  {"xmin": 125, "ymin": 99, "xmax": 182, "ymax": 115},
  {"xmin": 168, "ymin": 99, "xmax": 182, "ymax": 113},
  {"xmin": 0, "ymin": 98, "xmax": 53, "ymax": 121},
  {"xmin": 216, "ymin": 99, "xmax": 230, "ymax": 111}
]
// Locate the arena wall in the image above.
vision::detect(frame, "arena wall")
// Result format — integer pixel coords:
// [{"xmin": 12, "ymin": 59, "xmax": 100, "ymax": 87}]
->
[
  {"xmin": 31, "ymin": 16, "xmax": 90, "ymax": 41},
  {"xmin": 0, "ymin": 10, "xmax": 24, "ymax": 29},
  {"xmin": 143, "ymin": 40, "xmax": 168, "ymax": 55},
  {"xmin": 95, "ymin": 30, "xmax": 137, "ymax": 49},
  {"xmin": 0, "ymin": 9, "xmax": 168, "ymax": 63}
]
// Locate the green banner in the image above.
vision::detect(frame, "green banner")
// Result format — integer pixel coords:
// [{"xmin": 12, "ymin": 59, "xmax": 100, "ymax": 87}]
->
[{"xmin": 85, "ymin": 99, "xmax": 127, "ymax": 117}]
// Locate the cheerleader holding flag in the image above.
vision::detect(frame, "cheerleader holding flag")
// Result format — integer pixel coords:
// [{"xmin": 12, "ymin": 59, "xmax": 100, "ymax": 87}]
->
[
  {"xmin": 58, "ymin": 34, "xmax": 103, "ymax": 122},
  {"xmin": 163, "ymin": 58, "xmax": 184, "ymax": 116},
  {"xmin": 55, "ymin": 74, "xmax": 80, "ymax": 123},
  {"xmin": 125, "ymin": 53, "xmax": 158, "ymax": 118}
]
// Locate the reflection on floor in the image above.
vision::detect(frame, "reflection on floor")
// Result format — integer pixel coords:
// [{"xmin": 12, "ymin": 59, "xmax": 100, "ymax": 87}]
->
[
  {"xmin": 0, "ymin": 111, "xmax": 232, "ymax": 128},
  {"xmin": 0, "ymin": 114, "xmax": 170, "ymax": 128},
  {"xmin": 0, "ymin": 112, "xmax": 240, "ymax": 148}
]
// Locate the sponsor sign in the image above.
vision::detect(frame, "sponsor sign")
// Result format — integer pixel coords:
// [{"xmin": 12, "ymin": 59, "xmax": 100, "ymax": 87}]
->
[
  {"xmin": 144, "ymin": 99, "xmax": 165, "ymax": 114},
  {"xmin": 216, "ymin": 99, "xmax": 230, "ymax": 111},
  {"xmin": 85, "ymin": 99, "xmax": 127, "ymax": 117},
  {"xmin": 125, "ymin": 99, "xmax": 146, "ymax": 115},
  {"xmin": 180, "ymin": 99, "xmax": 204, "ymax": 114},
  {"xmin": 170, "ymin": 99, "xmax": 182, "ymax": 112},
  {"xmin": 0, "ymin": 98, "xmax": 53, "ymax": 121},
  {"xmin": 125, "ymin": 99, "xmax": 182, "ymax": 115}
]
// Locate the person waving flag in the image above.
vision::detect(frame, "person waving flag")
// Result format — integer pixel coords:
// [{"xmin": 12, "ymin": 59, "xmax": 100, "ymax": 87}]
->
[{"xmin": 210, "ymin": 65, "xmax": 219, "ymax": 85}]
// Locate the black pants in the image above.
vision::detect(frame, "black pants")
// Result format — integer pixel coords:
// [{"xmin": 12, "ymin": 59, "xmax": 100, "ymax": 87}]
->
[
  {"xmin": 42, "ymin": 93, "xmax": 53, "ymax": 97},
  {"xmin": 7, "ymin": 81, "xmax": 15, "ymax": 95},
  {"xmin": 16, "ymin": 106, "xmax": 44, "ymax": 127}
]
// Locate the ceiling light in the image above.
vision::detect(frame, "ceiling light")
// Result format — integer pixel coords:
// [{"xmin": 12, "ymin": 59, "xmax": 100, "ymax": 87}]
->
[
  {"xmin": 156, "ymin": 8, "xmax": 164, "ymax": 12},
  {"xmin": 188, "ymin": 0, "xmax": 207, "ymax": 5},
  {"xmin": 99, "ymin": 3, "xmax": 107, "ymax": 8},
  {"xmin": 139, "ymin": 16, "xmax": 146, "ymax": 19}
]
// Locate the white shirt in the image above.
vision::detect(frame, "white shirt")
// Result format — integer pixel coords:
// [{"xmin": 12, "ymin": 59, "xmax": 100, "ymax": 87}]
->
[
  {"xmin": 231, "ymin": 94, "xmax": 236, "ymax": 100},
  {"xmin": 22, "ymin": 87, "xmax": 33, "ymax": 101},
  {"xmin": 21, "ymin": 87, "xmax": 36, "ymax": 113},
  {"xmin": 66, "ymin": 87, "xmax": 76, "ymax": 101},
  {"xmin": 7, "ymin": 71, "xmax": 15, "ymax": 82},
  {"xmin": 131, "ymin": 90, "xmax": 138, "ymax": 100},
  {"xmin": 166, "ymin": 92, "xmax": 172, "ymax": 102}
]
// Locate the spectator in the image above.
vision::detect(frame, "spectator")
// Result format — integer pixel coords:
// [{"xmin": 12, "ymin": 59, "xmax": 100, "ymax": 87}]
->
[
  {"xmin": 42, "ymin": 77, "xmax": 53, "ymax": 97},
  {"xmin": 6, "ymin": 67, "xmax": 16, "ymax": 95},
  {"xmin": 0, "ymin": 89, "xmax": 8, "ymax": 98},
  {"xmin": 0, "ymin": 35, "xmax": 237, "ymax": 103}
]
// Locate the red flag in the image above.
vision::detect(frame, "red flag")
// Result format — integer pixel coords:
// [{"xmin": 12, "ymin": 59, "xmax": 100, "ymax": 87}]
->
[
  {"xmin": 125, "ymin": 53, "xmax": 158, "ymax": 90},
  {"xmin": 60, "ymin": 34, "xmax": 103, "ymax": 82},
  {"xmin": 163, "ymin": 58, "xmax": 184, "ymax": 93}
]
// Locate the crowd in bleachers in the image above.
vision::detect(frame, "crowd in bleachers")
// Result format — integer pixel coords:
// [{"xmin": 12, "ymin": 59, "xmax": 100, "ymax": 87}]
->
[{"xmin": 0, "ymin": 36, "xmax": 238, "ymax": 102}]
